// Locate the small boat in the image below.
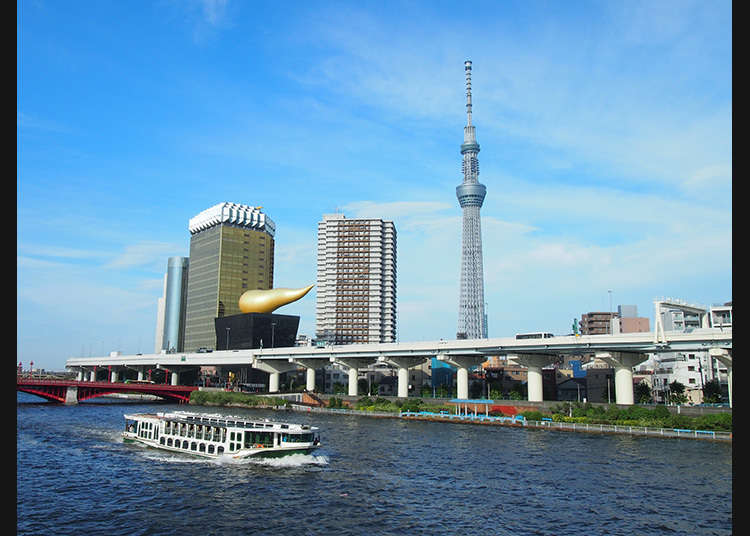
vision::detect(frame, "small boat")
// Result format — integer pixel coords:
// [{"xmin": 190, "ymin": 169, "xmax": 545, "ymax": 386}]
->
[{"xmin": 123, "ymin": 411, "xmax": 321, "ymax": 459}]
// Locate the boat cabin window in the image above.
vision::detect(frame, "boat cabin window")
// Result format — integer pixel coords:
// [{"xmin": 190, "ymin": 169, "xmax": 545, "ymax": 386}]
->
[
  {"xmin": 244, "ymin": 431, "xmax": 273, "ymax": 448},
  {"xmin": 282, "ymin": 433, "xmax": 314, "ymax": 443}
]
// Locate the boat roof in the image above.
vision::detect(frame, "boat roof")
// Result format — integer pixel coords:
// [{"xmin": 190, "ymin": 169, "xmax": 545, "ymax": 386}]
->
[{"xmin": 124, "ymin": 411, "xmax": 317, "ymax": 432}]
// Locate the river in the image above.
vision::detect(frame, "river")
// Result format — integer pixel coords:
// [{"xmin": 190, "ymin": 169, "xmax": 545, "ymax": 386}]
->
[{"xmin": 17, "ymin": 393, "xmax": 732, "ymax": 535}]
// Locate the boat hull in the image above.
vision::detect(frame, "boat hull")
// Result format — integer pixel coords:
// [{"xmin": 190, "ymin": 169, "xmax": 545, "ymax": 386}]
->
[{"xmin": 123, "ymin": 433, "xmax": 320, "ymax": 459}]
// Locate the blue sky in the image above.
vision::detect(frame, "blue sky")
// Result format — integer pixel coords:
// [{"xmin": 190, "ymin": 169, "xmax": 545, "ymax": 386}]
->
[{"xmin": 18, "ymin": 0, "xmax": 731, "ymax": 370}]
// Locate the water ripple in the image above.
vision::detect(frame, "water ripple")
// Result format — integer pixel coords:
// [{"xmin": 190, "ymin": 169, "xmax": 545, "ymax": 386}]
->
[{"xmin": 17, "ymin": 394, "xmax": 732, "ymax": 536}]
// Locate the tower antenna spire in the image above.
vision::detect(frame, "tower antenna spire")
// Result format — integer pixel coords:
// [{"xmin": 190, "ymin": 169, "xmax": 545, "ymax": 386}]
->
[{"xmin": 465, "ymin": 60, "xmax": 473, "ymax": 126}]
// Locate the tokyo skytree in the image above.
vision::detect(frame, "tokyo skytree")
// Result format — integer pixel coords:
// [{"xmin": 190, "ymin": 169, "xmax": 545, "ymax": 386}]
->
[{"xmin": 456, "ymin": 60, "xmax": 487, "ymax": 339}]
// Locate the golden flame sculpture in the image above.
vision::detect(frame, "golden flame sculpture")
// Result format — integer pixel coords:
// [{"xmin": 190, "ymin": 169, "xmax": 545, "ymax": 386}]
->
[{"xmin": 238, "ymin": 284, "xmax": 314, "ymax": 314}]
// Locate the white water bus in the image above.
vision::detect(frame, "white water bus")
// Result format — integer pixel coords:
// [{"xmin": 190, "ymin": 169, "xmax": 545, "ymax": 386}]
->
[{"xmin": 123, "ymin": 411, "xmax": 321, "ymax": 459}]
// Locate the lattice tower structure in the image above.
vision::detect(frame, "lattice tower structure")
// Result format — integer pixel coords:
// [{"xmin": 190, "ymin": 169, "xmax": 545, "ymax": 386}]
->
[{"xmin": 456, "ymin": 60, "xmax": 487, "ymax": 339}]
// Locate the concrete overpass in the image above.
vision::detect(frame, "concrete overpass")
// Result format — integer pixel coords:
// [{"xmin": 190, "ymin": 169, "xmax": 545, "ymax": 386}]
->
[{"xmin": 65, "ymin": 328, "xmax": 732, "ymax": 406}]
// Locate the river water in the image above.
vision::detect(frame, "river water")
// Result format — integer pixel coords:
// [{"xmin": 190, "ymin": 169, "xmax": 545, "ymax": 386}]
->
[{"xmin": 17, "ymin": 393, "xmax": 732, "ymax": 536}]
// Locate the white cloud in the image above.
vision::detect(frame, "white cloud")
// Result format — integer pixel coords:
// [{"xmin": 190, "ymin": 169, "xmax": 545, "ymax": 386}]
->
[
  {"xmin": 104, "ymin": 241, "xmax": 184, "ymax": 271},
  {"xmin": 200, "ymin": 0, "xmax": 228, "ymax": 26}
]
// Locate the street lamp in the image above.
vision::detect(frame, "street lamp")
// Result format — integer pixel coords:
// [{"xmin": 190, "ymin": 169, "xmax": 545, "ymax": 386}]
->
[
  {"xmin": 271, "ymin": 322, "xmax": 276, "ymax": 348},
  {"xmin": 226, "ymin": 327, "xmax": 231, "ymax": 350}
]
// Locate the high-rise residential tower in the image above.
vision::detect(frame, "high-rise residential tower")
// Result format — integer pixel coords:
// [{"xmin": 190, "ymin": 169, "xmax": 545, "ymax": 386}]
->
[
  {"xmin": 456, "ymin": 60, "xmax": 487, "ymax": 339},
  {"xmin": 183, "ymin": 203, "xmax": 275, "ymax": 352},
  {"xmin": 316, "ymin": 214, "xmax": 397, "ymax": 345}
]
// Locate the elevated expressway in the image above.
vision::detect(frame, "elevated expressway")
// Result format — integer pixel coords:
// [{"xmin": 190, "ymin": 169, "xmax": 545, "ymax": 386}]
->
[{"xmin": 65, "ymin": 328, "xmax": 732, "ymax": 407}]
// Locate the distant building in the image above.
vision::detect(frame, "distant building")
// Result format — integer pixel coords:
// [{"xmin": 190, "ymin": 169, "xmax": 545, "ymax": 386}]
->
[
  {"xmin": 159, "ymin": 257, "xmax": 189, "ymax": 352},
  {"xmin": 581, "ymin": 305, "xmax": 649, "ymax": 335},
  {"xmin": 709, "ymin": 302, "xmax": 732, "ymax": 328},
  {"xmin": 316, "ymin": 213, "xmax": 397, "ymax": 345},
  {"xmin": 183, "ymin": 203, "xmax": 275, "ymax": 352},
  {"xmin": 613, "ymin": 316, "xmax": 650, "ymax": 333},
  {"xmin": 648, "ymin": 299, "xmax": 731, "ymax": 404},
  {"xmin": 582, "ymin": 365, "xmax": 616, "ymax": 403},
  {"xmin": 154, "ymin": 274, "xmax": 166, "ymax": 353},
  {"xmin": 614, "ymin": 304, "xmax": 650, "ymax": 333},
  {"xmin": 557, "ymin": 377, "xmax": 587, "ymax": 402},
  {"xmin": 295, "ymin": 334, "xmax": 314, "ymax": 347},
  {"xmin": 580, "ymin": 312, "xmax": 617, "ymax": 335}
]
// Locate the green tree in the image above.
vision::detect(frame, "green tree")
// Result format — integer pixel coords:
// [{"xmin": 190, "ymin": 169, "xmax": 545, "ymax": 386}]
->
[
  {"xmin": 508, "ymin": 384, "xmax": 525, "ymax": 400},
  {"xmin": 702, "ymin": 379, "xmax": 722, "ymax": 404},
  {"xmin": 667, "ymin": 380, "xmax": 688, "ymax": 405},
  {"xmin": 634, "ymin": 381, "xmax": 652, "ymax": 404},
  {"xmin": 358, "ymin": 378, "xmax": 369, "ymax": 395}
]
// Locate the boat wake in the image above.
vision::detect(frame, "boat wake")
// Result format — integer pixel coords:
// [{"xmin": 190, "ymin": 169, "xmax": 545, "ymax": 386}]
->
[
  {"xmin": 245, "ymin": 452, "xmax": 329, "ymax": 467},
  {"xmin": 134, "ymin": 449, "xmax": 329, "ymax": 467}
]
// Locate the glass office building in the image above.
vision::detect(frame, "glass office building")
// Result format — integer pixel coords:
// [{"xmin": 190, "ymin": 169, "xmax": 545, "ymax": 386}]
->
[
  {"xmin": 155, "ymin": 256, "xmax": 189, "ymax": 352},
  {"xmin": 183, "ymin": 203, "xmax": 275, "ymax": 352}
]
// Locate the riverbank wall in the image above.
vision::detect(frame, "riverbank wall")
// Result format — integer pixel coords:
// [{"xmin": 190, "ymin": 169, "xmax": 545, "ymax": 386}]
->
[{"xmin": 188, "ymin": 391, "xmax": 732, "ymax": 442}]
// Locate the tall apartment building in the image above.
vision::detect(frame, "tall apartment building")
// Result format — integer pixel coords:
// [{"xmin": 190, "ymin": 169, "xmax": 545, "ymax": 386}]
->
[
  {"xmin": 154, "ymin": 257, "xmax": 189, "ymax": 352},
  {"xmin": 183, "ymin": 203, "xmax": 275, "ymax": 352},
  {"xmin": 316, "ymin": 213, "xmax": 396, "ymax": 345},
  {"xmin": 580, "ymin": 312, "xmax": 617, "ymax": 335}
]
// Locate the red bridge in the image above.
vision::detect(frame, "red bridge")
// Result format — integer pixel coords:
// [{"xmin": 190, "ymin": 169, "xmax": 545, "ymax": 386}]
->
[{"xmin": 17, "ymin": 376, "xmax": 199, "ymax": 404}]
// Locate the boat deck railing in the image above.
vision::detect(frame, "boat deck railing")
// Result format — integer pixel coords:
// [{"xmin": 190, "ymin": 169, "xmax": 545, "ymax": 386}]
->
[{"xmin": 163, "ymin": 412, "xmax": 314, "ymax": 431}]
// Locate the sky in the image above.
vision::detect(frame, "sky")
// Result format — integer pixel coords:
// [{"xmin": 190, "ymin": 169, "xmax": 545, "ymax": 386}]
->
[{"xmin": 18, "ymin": 0, "xmax": 732, "ymax": 371}]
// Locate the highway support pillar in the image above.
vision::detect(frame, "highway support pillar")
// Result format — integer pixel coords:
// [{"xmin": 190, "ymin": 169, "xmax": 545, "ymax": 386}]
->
[
  {"xmin": 252, "ymin": 358, "xmax": 299, "ymax": 393},
  {"xmin": 306, "ymin": 367, "xmax": 315, "ymax": 392},
  {"xmin": 595, "ymin": 351, "xmax": 648, "ymax": 405},
  {"xmin": 436, "ymin": 354, "xmax": 486, "ymax": 400},
  {"xmin": 378, "ymin": 356, "xmax": 427, "ymax": 398},
  {"xmin": 508, "ymin": 354, "xmax": 557, "ymax": 403},
  {"xmin": 709, "ymin": 348, "xmax": 732, "ymax": 408},
  {"xmin": 290, "ymin": 358, "xmax": 326, "ymax": 392},
  {"xmin": 332, "ymin": 357, "xmax": 376, "ymax": 397}
]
